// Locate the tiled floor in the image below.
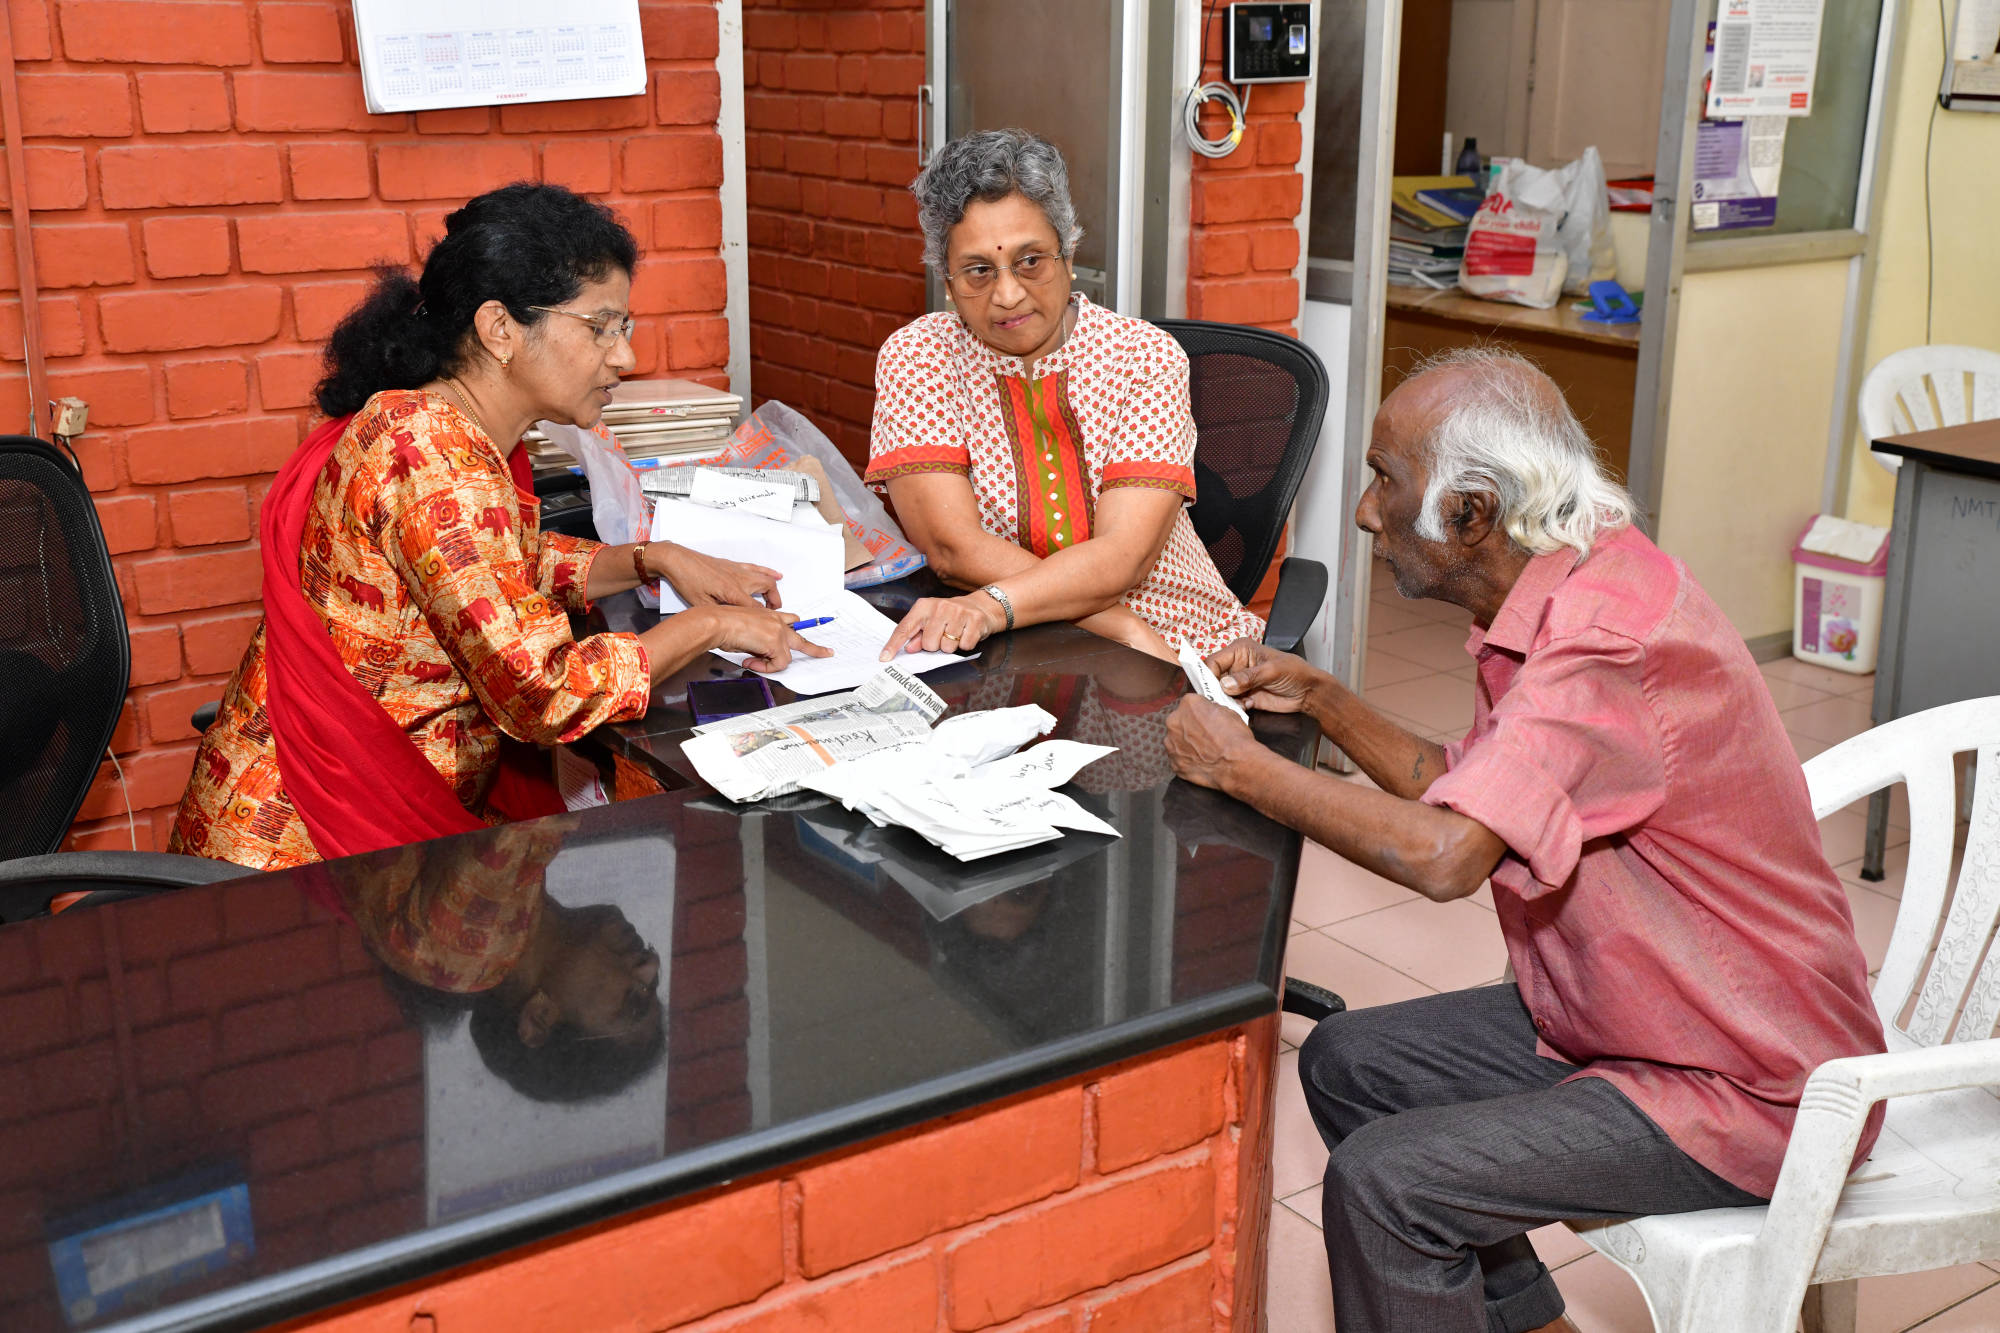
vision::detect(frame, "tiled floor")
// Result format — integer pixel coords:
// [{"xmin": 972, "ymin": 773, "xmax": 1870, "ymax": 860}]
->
[{"xmin": 1264, "ymin": 564, "xmax": 1990, "ymax": 1332}]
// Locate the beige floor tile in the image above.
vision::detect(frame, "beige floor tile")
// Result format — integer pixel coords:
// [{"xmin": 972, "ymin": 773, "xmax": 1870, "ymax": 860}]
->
[
  {"xmin": 1280, "ymin": 1181, "xmax": 1324, "ymax": 1226},
  {"xmin": 1274, "ymin": 1049, "xmax": 1331, "ymax": 1198},
  {"xmin": 1826, "ymin": 781, "xmax": 1912, "ymax": 831},
  {"xmin": 1324, "ymin": 897, "xmax": 1509, "ymax": 994},
  {"xmin": 1840, "ymin": 880, "xmax": 1903, "ymax": 974},
  {"xmin": 1909, "ymin": 1279, "xmax": 2000, "ymax": 1330},
  {"xmin": 1529, "ymin": 1221, "xmax": 1594, "ymax": 1270},
  {"xmin": 1291, "ymin": 918, "xmax": 1311, "ymax": 934},
  {"xmin": 1267, "ymin": 1196, "xmax": 1338, "ymax": 1331},
  {"xmin": 1284, "ymin": 931, "xmax": 1438, "ymax": 1011},
  {"xmin": 1835, "ymin": 844, "xmax": 1909, "ymax": 900},
  {"xmin": 1371, "ymin": 621, "xmax": 1479, "ymax": 673},
  {"xmin": 1366, "ymin": 597, "xmax": 1434, "ymax": 637},
  {"xmin": 1364, "ymin": 647, "xmax": 1438, "ymax": 689},
  {"xmin": 1280, "ymin": 1010, "xmax": 1322, "ymax": 1049},
  {"xmin": 1856, "ymin": 1263, "xmax": 1999, "ymax": 1332},
  {"xmin": 1551, "ymin": 1251, "xmax": 1656, "ymax": 1332},
  {"xmin": 1793, "ymin": 731, "xmax": 1831, "ymax": 764},
  {"xmin": 1294, "ymin": 841, "xmax": 1423, "ymax": 927},
  {"xmin": 1469, "ymin": 881, "xmax": 1496, "ymax": 911},
  {"xmin": 1764, "ymin": 657, "xmax": 1876, "ymax": 697},
  {"xmin": 1784, "ymin": 692, "xmax": 1878, "ymax": 745},
  {"xmin": 1762, "ymin": 674, "xmax": 1838, "ymax": 711},
  {"xmin": 1365, "ymin": 675, "xmax": 1477, "ymax": 735},
  {"xmin": 1822, "ymin": 808, "xmax": 1910, "ymax": 867}
]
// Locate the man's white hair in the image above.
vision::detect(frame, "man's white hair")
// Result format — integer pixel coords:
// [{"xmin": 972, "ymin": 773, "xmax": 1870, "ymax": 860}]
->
[{"xmin": 1410, "ymin": 347, "xmax": 1635, "ymax": 557}]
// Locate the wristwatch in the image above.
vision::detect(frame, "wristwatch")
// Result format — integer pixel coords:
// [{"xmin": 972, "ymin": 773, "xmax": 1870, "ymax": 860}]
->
[{"xmin": 980, "ymin": 583, "xmax": 1015, "ymax": 632}]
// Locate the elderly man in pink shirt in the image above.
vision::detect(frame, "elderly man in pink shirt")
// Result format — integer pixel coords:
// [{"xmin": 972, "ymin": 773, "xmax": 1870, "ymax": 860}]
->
[{"xmin": 1165, "ymin": 348, "xmax": 1884, "ymax": 1333}]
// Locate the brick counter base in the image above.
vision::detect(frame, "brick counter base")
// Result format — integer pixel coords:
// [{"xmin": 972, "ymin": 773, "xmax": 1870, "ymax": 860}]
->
[{"xmin": 278, "ymin": 1018, "xmax": 1280, "ymax": 1333}]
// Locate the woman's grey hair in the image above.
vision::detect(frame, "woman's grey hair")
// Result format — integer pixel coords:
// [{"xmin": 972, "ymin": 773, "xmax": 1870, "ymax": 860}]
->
[
  {"xmin": 910, "ymin": 129, "xmax": 1084, "ymax": 274},
  {"xmin": 1411, "ymin": 347, "xmax": 1635, "ymax": 557}
]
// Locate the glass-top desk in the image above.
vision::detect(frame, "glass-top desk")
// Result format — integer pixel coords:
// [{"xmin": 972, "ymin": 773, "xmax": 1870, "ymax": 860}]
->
[{"xmin": 0, "ymin": 581, "xmax": 1315, "ymax": 1333}]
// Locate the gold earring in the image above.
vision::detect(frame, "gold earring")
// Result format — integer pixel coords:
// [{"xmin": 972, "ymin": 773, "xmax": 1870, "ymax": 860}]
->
[{"xmin": 500, "ymin": 354, "xmax": 512, "ymax": 369}]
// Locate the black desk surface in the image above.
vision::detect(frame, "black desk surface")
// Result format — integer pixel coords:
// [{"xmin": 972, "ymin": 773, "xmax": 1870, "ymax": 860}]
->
[{"xmin": 0, "ymin": 580, "xmax": 1314, "ymax": 1333}]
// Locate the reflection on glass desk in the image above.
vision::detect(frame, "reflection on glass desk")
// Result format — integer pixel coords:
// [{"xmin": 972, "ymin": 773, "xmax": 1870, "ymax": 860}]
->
[{"xmin": 0, "ymin": 612, "xmax": 1316, "ymax": 1333}]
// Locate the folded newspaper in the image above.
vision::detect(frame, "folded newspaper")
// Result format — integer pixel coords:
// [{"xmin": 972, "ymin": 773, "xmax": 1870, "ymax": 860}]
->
[{"xmin": 679, "ymin": 666, "xmax": 1120, "ymax": 860}]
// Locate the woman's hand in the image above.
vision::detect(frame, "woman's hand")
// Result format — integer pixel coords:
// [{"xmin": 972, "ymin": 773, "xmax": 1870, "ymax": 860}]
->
[
  {"xmin": 1205, "ymin": 638, "xmax": 1325, "ymax": 714},
  {"xmin": 880, "ymin": 592, "xmax": 1003, "ymax": 660},
  {"xmin": 655, "ymin": 544, "xmax": 782, "ymax": 609},
  {"xmin": 704, "ymin": 606, "xmax": 833, "ymax": 674}
]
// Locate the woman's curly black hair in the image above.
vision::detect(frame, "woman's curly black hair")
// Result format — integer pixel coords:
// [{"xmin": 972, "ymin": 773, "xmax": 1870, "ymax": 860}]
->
[{"xmin": 314, "ymin": 181, "xmax": 639, "ymax": 418}]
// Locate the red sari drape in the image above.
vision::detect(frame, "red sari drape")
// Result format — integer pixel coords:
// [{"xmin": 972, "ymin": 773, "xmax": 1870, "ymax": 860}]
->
[{"xmin": 260, "ymin": 415, "xmax": 563, "ymax": 863}]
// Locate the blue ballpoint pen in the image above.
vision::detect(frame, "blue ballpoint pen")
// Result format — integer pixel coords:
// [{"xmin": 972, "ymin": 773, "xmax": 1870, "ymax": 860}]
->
[{"xmin": 789, "ymin": 616, "xmax": 836, "ymax": 630}]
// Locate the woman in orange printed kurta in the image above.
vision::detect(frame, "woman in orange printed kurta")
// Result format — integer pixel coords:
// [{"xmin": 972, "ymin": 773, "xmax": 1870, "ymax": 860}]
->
[{"xmin": 171, "ymin": 185, "xmax": 826, "ymax": 871}]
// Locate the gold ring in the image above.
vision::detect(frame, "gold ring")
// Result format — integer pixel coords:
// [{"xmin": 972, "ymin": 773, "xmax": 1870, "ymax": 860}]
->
[{"xmin": 942, "ymin": 630, "xmax": 960, "ymax": 641}]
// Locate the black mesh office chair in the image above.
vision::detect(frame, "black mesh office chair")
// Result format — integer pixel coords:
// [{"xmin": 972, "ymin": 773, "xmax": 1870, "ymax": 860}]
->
[
  {"xmin": 1154, "ymin": 320, "xmax": 1343, "ymax": 1025},
  {"xmin": 0, "ymin": 436, "xmax": 247, "ymax": 922},
  {"xmin": 1158, "ymin": 319, "xmax": 1331, "ymax": 655}
]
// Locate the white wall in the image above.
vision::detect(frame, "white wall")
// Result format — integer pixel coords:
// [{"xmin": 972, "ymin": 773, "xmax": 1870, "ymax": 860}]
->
[{"xmin": 1293, "ymin": 298, "xmax": 1355, "ymax": 674}]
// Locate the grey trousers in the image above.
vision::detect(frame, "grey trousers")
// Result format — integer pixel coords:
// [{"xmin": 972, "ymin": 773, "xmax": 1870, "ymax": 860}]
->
[{"xmin": 1298, "ymin": 984, "xmax": 1765, "ymax": 1333}]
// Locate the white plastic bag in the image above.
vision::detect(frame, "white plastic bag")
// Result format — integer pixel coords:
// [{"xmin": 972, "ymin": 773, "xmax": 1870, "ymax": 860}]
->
[
  {"xmin": 1459, "ymin": 160, "xmax": 1570, "ymax": 309},
  {"xmin": 538, "ymin": 420, "xmax": 658, "ymax": 607},
  {"xmin": 1459, "ymin": 148, "xmax": 1614, "ymax": 307}
]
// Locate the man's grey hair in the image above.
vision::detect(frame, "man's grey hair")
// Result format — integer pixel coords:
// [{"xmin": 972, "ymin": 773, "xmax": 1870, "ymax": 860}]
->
[
  {"xmin": 1410, "ymin": 347, "xmax": 1635, "ymax": 557},
  {"xmin": 910, "ymin": 129, "xmax": 1084, "ymax": 274}
]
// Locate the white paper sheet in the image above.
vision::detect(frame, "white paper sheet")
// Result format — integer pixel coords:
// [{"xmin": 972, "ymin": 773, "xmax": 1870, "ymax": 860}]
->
[
  {"xmin": 353, "ymin": 0, "xmax": 646, "ymax": 114},
  {"xmin": 712, "ymin": 590, "xmax": 964, "ymax": 696},
  {"xmin": 689, "ymin": 468, "xmax": 796, "ymax": 522},
  {"xmin": 1178, "ymin": 639, "xmax": 1250, "ymax": 723},
  {"xmin": 649, "ymin": 496, "xmax": 844, "ymax": 614}
]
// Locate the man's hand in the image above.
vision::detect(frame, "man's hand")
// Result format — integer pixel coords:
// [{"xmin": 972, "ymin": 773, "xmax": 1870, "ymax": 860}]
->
[
  {"xmin": 1166, "ymin": 695, "xmax": 1266, "ymax": 792},
  {"xmin": 1206, "ymin": 639, "xmax": 1325, "ymax": 714}
]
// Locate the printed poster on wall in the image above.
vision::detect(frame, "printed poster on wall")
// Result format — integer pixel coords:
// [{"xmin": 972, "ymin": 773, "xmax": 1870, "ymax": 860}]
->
[
  {"xmin": 1943, "ymin": 0, "xmax": 2000, "ymax": 107},
  {"xmin": 1705, "ymin": 0, "xmax": 1826, "ymax": 118},
  {"xmin": 1694, "ymin": 23, "xmax": 1790, "ymax": 231},
  {"xmin": 352, "ymin": 0, "xmax": 646, "ymax": 115}
]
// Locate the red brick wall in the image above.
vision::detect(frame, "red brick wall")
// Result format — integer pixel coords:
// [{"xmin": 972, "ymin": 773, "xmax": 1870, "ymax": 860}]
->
[
  {"xmin": 1186, "ymin": 13, "xmax": 1306, "ymax": 336},
  {"xmin": 741, "ymin": 0, "xmax": 926, "ymax": 471},
  {"xmin": 278, "ymin": 1025, "xmax": 1270, "ymax": 1333},
  {"xmin": 0, "ymin": 0, "xmax": 730, "ymax": 853}
]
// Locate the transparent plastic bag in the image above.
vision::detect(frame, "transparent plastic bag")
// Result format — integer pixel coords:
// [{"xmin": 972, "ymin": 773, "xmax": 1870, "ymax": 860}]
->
[
  {"xmin": 538, "ymin": 420, "xmax": 658, "ymax": 607},
  {"xmin": 654, "ymin": 401, "xmax": 926, "ymax": 588}
]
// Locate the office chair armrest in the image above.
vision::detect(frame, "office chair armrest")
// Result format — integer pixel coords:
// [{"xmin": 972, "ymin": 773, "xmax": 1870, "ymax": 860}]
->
[
  {"xmin": 0, "ymin": 851, "xmax": 252, "ymax": 924},
  {"xmin": 0, "ymin": 851, "xmax": 251, "ymax": 891},
  {"xmin": 1262, "ymin": 557, "xmax": 1328, "ymax": 655},
  {"xmin": 191, "ymin": 700, "xmax": 220, "ymax": 733}
]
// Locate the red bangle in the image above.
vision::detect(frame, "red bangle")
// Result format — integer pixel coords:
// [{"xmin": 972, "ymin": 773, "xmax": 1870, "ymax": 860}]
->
[{"xmin": 631, "ymin": 542, "xmax": 652, "ymax": 584}]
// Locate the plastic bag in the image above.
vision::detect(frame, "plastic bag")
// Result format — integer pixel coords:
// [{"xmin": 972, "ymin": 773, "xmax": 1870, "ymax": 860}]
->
[
  {"xmin": 1551, "ymin": 146, "xmax": 1614, "ymax": 296},
  {"xmin": 1459, "ymin": 148, "xmax": 1614, "ymax": 307},
  {"xmin": 539, "ymin": 420, "xmax": 659, "ymax": 607},
  {"xmin": 655, "ymin": 401, "xmax": 926, "ymax": 588},
  {"xmin": 1459, "ymin": 160, "xmax": 1570, "ymax": 309}
]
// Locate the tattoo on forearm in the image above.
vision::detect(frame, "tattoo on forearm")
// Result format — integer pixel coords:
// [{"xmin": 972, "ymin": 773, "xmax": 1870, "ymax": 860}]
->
[{"xmin": 1411, "ymin": 753, "xmax": 1424, "ymax": 782}]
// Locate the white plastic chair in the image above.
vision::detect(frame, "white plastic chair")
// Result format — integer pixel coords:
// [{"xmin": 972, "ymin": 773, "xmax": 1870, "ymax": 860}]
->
[
  {"xmin": 1857, "ymin": 345, "xmax": 2000, "ymax": 472},
  {"xmin": 1572, "ymin": 696, "xmax": 2000, "ymax": 1333}
]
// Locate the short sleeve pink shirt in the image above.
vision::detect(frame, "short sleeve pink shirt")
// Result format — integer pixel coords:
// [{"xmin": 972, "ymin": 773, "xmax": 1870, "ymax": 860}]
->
[
  {"xmin": 1419, "ymin": 524, "xmax": 1885, "ymax": 1196},
  {"xmin": 864, "ymin": 294, "xmax": 1265, "ymax": 656}
]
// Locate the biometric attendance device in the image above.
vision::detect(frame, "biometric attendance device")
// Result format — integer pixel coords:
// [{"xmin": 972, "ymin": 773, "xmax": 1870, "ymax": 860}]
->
[{"xmin": 1226, "ymin": 3, "xmax": 1313, "ymax": 84}]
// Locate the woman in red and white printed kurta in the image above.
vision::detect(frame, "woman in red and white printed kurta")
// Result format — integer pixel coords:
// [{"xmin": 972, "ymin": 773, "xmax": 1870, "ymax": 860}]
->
[{"xmin": 867, "ymin": 291, "xmax": 1263, "ymax": 657}]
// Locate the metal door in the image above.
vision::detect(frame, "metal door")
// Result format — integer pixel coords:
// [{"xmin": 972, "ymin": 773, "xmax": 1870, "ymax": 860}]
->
[{"xmin": 923, "ymin": 0, "xmax": 1157, "ymax": 314}]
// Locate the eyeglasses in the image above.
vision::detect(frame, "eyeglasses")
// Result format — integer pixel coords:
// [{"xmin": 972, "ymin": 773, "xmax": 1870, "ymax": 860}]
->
[
  {"xmin": 944, "ymin": 252, "xmax": 1067, "ymax": 297},
  {"xmin": 530, "ymin": 305, "xmax": 637, "ymax": 346}
]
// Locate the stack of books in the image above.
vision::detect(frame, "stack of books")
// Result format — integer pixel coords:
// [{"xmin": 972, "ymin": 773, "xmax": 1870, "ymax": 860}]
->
[
  {"xmin": 524, "ymin": 378, "xmax": 743, "ymax": 476},
  {"xmin": 1388, "ymin": 175, "xmax": 1477, "ymax": 289}
]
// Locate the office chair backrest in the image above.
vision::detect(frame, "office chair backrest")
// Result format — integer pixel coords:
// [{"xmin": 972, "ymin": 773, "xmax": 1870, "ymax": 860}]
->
[
  {"xmin": 0, "ymin": 436, "xmax": 131, "ymax": 860},
  {"xmin": 1154, "ymin": 320, "xmax": 1331, "ymax": 605}
]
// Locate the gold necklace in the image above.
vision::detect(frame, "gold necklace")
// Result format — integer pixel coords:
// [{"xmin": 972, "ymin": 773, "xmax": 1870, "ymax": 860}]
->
[{"xmin": 435, "ymin": 378, "xmax": 493, "ymax": 442}]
